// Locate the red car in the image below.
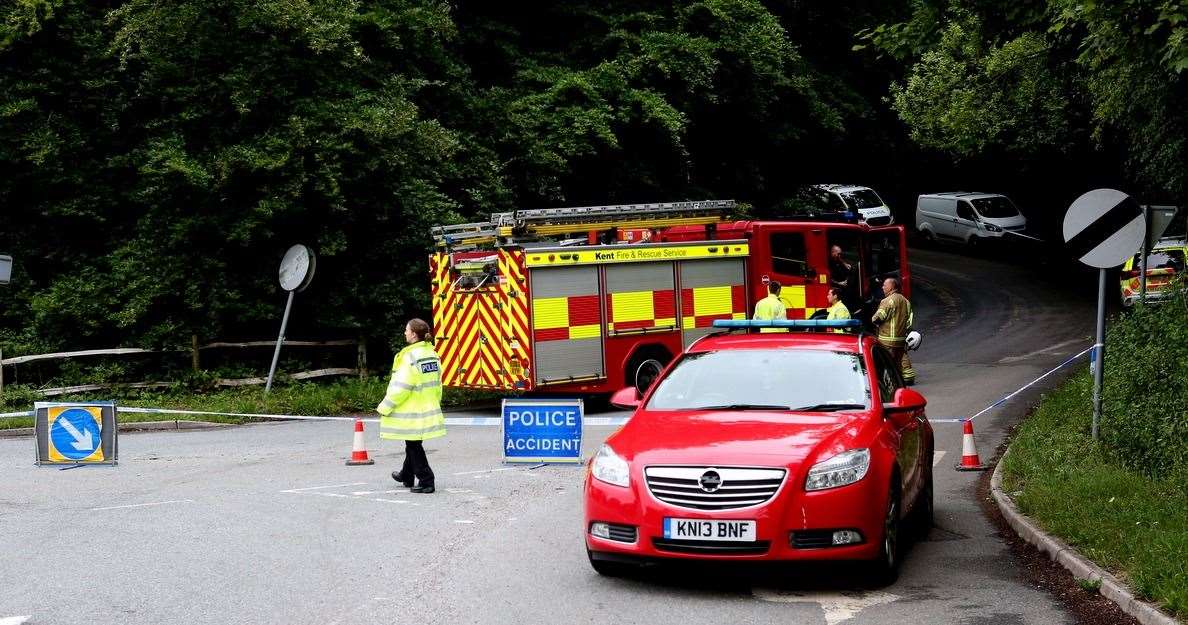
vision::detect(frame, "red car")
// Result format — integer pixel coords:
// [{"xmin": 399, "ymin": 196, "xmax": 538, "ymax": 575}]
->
[{"xmin": 584, "ymin": 320, "xmax": 933, "ymax": 581}]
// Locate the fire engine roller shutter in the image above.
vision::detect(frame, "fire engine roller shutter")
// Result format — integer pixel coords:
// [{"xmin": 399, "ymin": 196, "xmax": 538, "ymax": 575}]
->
[
  {"xmin": 679, "ymin": 258, "xmax": 747, "ymax": 348},
  {"xmin": 530, "ymin": 265, "xmax": 604, "ymax": 384},
  {"xmin": 605, "ymin": 263, "xmax": 676, "ymax": 334}
]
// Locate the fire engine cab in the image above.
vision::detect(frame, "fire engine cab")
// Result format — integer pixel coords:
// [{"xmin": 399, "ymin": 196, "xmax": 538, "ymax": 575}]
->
[{"xmin": 429, "ymin": 200, "xmax": 909, "ymax": 395}]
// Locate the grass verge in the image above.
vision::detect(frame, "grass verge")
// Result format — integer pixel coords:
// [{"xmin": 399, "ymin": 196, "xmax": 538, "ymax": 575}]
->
[
  {"xmin": 1002, "ymin": 369, "xmax": 1188, "ymax": 619},
  {"xmin": 0, "ymin": 378, "xmax": 502, "ymax": 430}
]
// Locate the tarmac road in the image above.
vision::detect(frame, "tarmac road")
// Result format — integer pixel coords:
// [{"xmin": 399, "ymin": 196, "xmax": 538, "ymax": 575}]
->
[{"xmin": 0, "ymin": 247, "xmax": 1098, "ymax": 625}]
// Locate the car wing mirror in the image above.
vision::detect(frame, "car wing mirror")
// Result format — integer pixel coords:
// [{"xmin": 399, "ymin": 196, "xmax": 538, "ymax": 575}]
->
[
  {"xmin": 883, "ymin": 387, "xmax": 926, "ymax": 414},
  {"xmin": 610, "ymin": 386, "xmax": 641, "ymax": 410}
]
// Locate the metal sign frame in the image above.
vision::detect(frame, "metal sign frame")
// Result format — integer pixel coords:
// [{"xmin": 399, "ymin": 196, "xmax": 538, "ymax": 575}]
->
[
  {"xmin": 34, "ymin": 401, "xmax": 118, "ymax": 466},
  {"xmin": 501, "ymin": 398, "xmax": 584, "ymax": 464}
]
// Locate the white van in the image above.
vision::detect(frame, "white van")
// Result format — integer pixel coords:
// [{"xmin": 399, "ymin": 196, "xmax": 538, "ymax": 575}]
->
[
  {"xmin": 814, "ymin": 185, "xmax": 894, "ymax": 226},
  {"xmin": 915, "ymin": 192, "xmax": 1027, "ymax": 245}
]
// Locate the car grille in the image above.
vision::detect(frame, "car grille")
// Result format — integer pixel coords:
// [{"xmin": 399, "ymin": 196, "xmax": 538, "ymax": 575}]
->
[
  {"xmin": 652, "ymin": 538, "xmax": 771, "ymax": 555},
  {"xmin": 865, "ymin": 216, "xmax": 893, "ymax": 226},
  {"xmin": 644, "ymin": 466, "xmax": 786, "ymax": 511}
]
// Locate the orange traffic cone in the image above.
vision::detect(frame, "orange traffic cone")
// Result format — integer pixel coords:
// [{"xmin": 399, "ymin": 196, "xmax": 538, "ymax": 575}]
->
[
  {"xmin": 955, "ymin": 419, "xmax": 989, "ymax": 471},
  {"xmin": 346, "ymin": 419, "xmax": 375, "ymax": 466}
]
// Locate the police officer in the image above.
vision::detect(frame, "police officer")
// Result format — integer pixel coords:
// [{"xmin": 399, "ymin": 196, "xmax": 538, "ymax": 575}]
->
[
  {"xmin": 825, "ymin": 286, "xmax": 850, "ymax": 332},
  {"xmin": 378, "ymin": 318, "xmax": 445, "ymax": 493},
  {"xmin": 753, "ymin": 280, "xmax": 787, "ymax": 332},
  {"xmin": 871, "ymin": 278, "xmax": 916, "ymax": 385}
]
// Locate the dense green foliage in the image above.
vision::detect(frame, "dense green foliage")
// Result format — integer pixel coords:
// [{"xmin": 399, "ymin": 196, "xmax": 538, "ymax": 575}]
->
[
  {"xmin": 1003, "ymin": 366, "xmax": 1188, "ymax": 616},
  {"xmin": 1, "ymin": 1, "xmax": 1184, "ymax": 374}
]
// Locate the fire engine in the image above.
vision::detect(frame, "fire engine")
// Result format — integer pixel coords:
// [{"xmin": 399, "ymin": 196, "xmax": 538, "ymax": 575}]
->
[{"xmin": 429, "ymin": 200, "xmax": 910, "ymax": 395}]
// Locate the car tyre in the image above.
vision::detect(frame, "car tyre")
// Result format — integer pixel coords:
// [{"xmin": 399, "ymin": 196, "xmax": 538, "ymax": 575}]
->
[
  {"xmin": 911, "ymin": 467, "xmax": 934, "ymax": 540},
  {"xmin": 869, "ymin": 482, "xmax": 902, "ymax": 585},
  {"xmin": 587, "ymin": 549, "xmax": 633, "ymax": 577}
]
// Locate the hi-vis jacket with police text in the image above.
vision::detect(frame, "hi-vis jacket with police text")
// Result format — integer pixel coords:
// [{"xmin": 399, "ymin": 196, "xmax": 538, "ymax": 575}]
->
[
  {"xmin": 377, "ymin": 341, "xmax": 445, "ymax": 441},
  {"xmin": 872, "ymin": 292, "xmax": 913, "ymax": 345},
  {"xmin": 753, "ymin": 293, "xmax": 788, "ymax": 333}
]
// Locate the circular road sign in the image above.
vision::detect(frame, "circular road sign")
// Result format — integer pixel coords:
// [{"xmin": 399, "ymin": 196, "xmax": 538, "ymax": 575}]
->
[
  {"xmin": 278, "ymin": 244, "xmax": 316, "ymax": 292},
  {"xmin": 1063, "ymin": 189, "xmax": 1145, "ymax": 269}
]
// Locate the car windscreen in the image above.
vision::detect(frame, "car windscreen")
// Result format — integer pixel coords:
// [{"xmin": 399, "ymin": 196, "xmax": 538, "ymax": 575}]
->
[
  {"xmin": 1139, "ymin": 250, "xmax": 1185, "ymax": 271},
  {"xmin": 645, "ymin": 349, "xmax": 869, "ymax": 411},
  {"xmin": 839, "ymin": 190, "xmax": 884, "ymax": 210},
  {"xmin": 970, "ymin": 196, "xmax": 1019, "ymax": 218}
]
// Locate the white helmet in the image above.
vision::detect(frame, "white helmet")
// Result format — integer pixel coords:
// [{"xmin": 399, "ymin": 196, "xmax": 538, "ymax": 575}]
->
[{"xmin": 906, "ymin": 330, "xmax": 923, "ymax": 351}]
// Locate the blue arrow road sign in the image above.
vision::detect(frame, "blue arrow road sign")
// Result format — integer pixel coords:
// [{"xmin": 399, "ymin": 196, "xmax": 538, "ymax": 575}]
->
[{"xmin": 50, "ymin": 408, "xmax": 101, "ymax": 460}]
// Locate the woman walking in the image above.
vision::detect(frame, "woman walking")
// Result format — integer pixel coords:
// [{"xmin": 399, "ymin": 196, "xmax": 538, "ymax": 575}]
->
[{"xmin": 377, "ymin": 318, "xmax": 445, "ymax": 493}]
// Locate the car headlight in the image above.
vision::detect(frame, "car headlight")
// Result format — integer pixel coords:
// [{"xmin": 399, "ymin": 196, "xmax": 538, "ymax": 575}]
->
[
  {"xmin": 983, "ymin": 223, "xmax": 1002, "ymax": 232},
  {"xmin": 591, "ymin": 444, "xmax": 630, "ymax": 488},
  {"xmin": 805, "ymin": 449, "xmax": 870, "ymax": 491}
]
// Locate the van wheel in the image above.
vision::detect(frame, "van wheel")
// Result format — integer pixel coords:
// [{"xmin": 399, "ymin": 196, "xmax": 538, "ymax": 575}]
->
[
  {"xmin": 627, "ymin": 349, "xmax": 670, "ymax": 395},
  {"xmin": 920, "ymin": 229, "xmax": 935, "ymax": 247}
]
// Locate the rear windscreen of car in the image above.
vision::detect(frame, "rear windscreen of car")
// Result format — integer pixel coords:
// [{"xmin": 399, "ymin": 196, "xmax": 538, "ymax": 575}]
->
[
  {"xmin": 645, "ymin": 349, "xmax": 869, "ymax": 411},
  {"xmin": 839, "ymin": 190, "xmax": 884, "ymax": 210},
  {"xmin": 1133, "ymin": 249, "xmax": 1185, "ymax": 271},
  {"xmin": 970, "ymin": 196, "xmax": 1020, "ymax": 218}
]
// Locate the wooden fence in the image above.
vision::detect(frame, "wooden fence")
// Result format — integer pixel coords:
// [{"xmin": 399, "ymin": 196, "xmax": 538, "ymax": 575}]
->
[{"xmin": 0, "ymin": 337, "xmax": 367, "ymax": 399}]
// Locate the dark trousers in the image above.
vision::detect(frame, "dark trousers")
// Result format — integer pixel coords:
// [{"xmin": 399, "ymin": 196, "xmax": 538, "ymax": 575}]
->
[{"xmin": 401, "ymin": 440, "xmax": 434, "ymax": 487}]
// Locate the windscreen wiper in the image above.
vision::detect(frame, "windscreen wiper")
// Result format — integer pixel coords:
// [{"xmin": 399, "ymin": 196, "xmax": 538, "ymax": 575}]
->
[
  {"xmin": 788, "ymin": 403, "xmax": 866, "ymax": 412},
  {"xmin": 692, "ymin": 404, "xmax": 790, "ymax": 411}
]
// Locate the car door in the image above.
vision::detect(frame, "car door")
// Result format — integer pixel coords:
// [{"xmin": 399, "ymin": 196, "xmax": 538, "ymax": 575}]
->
[{"xmin": 874, "ymin": 346, "xmax": 921, "ymax": 501}]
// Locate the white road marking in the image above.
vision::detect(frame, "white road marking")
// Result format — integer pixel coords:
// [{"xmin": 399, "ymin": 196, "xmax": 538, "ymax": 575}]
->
[
  {"xmin": 371, "ymin": 498, "xmax": 410, "ymax": 504},
  {"xmin": 90, "ymin": 499, "xmax": 193, "ymax": 512},
  {"xmin": 310, "ymin": 492, "xmax": 351, "ymax": 498},
  {"xmin": 0, "ymin": 616, "xmax": 32, "ymax": 625},
  {"xmin": 998, "ymin": 338, "xmax": 1084, "ymax": 363},
  {"xmin": 453, "ymin": 467, "xmax": 517, "ymax": 476},
  {"xmin": 454, "ymin": 519, "xmax": 475, "ymax": 524},
  {"xmin": 350, "ymin": 489, "xmax": 406, "ymax": 496},
  {"xmin": 933, "ymin": 451, "xmax": 947, "ymax": 467},
  {"xmin": 444, "ymin": 488, "xmax": 473, "ymax": 494},
  {"xmin": 280, "ymin": 482, "xmax": 367, "ymax": 493},
  {"xmin": 752, "ymin": 589, "xmax": 899, "ymax": 625}
]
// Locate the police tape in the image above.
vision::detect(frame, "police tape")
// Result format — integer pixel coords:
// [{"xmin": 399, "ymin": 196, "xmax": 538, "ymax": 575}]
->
[
  {"xmin": 928, "ymin": 343, "xmax": 1099, "ymax": 425},
  {"xmin": 1, "ymin": 405, "xmax": 629, "ymax": 426}
]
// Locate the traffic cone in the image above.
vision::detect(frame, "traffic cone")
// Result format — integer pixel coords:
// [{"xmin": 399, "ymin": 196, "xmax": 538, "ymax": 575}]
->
[
  {"xmin": 346, "ymin": 419, "xmax": 375, "ymax": 466},
  {"xmin": 955, "ymin": 419, "xmax": 989, "ymax": 471}
]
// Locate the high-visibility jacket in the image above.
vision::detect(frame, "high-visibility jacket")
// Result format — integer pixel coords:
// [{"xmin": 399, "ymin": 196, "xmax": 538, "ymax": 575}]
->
[
  {"xmin": 826, "ymin": 300, "xmax": 850, "ymax": 333},
  {"xmin": 753, "ymin": 293, "xmax": 788, "ymax": 333},
  {"xmin": 377, "ymin": 341, "xmax": 445, "ymax": 441},
  {"xmin": 872, "ymin": 292, "xmax": 913, "ymax": 345}
]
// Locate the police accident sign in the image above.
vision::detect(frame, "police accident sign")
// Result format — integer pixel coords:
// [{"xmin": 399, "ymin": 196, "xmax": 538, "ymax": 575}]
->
[{"xmin": 501, "ymin": 398, "xmax": 583, "ymax": 464}]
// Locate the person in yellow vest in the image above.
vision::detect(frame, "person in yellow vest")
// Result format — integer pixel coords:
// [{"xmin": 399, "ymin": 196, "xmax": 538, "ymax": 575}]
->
[
  {"xmin": 871, "ymin": 277, "xmax": 916, "ymax": 385},
  {"xmin": 753, "ymin": 280, "xmax": 788, "ymax": 332},
  {"xmin": 378, "ymin": 318, "xmax": 445, "ymax": 493},
  {"xmin": 825, "ymin": 286, "xmax": 851, "ymax": 333}
]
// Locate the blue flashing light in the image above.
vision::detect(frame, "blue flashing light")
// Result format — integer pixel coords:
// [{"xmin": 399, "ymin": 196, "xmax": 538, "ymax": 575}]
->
[{"xmin": 711, "ymin": 319, "xmax": 863, "ymax": 329}]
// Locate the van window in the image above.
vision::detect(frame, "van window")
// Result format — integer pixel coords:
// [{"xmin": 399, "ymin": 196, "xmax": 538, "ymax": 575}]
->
[
  {"xmin": 870, "ymin": 231, "xmax": 901, "ymax": 277},
  {"xmin": 957, "ymin": 202, "xmax": 976, "ymax": 221},
  {"xmin": 971, "ymin": 196, "xmax": 1020, "ymax": 218},
  {"xmin": 839, "ymin": 189, "xmax": 884, "ymax": 210},
  {"xmin": 770, "ymin": 232, "xmax": 808, "ymax": 275},
  {"xmin": 1136, "ymin": 250, "xmax": 1185, "ymax": 272}
]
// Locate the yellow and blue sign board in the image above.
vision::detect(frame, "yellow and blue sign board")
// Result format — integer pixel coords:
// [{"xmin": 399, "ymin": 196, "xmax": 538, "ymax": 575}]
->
[
  {"xmin": 501, "ymin": 398, "xmax": 583, "ymax": 464},
  {"xmin": 35, "ymin": 401, "xmax": 118, "ymax": 466}
]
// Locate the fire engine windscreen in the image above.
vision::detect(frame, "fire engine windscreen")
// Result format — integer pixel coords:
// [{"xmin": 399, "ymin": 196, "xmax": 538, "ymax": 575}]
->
[{"xmin": 645, "ymin": 350, "xmax": 868, "ymax": 412}]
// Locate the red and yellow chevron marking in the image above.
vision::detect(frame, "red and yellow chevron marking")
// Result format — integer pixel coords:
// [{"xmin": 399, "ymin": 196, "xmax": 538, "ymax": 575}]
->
[
  {"xmin": 430, "ymin": 251, "xmax": 530, "ymax": 390},
  {"xmin": 605, "ymin": 289, "xmax": 676, "ymax": 332},
  {"xmin": 532, "ymin": 294, "xmax": 602, "ymax": 341},
  {"xmin": 680, "ymin": 284, "xmax": 747, "ymax": 329}
]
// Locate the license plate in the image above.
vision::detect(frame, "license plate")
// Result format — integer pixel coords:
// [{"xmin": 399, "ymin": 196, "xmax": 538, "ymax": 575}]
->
[{"xmin": 663, "ymin": 518, "xmax": 756, "ymax": 541}]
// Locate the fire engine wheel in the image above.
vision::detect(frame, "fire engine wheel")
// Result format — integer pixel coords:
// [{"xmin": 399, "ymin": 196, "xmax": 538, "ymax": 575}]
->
[{"xmin": 631, "ymin": 358, "xmax": 665, "ymax": 395}]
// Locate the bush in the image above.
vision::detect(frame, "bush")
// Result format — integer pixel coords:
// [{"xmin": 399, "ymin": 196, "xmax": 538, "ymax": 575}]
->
[{"xmin": 1099, "ymin": 285, "xmax": 1188, "ymax": 479}]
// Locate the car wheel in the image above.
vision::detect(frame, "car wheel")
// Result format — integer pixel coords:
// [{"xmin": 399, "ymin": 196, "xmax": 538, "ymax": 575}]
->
[
  {"xmin": 869, "ymin": 483, "xmax": 902, "ymax": 585},
  {"xmin": 912, "ymin": 468, "xmax": 934, "ymax": 540},
  {"xmin": 587, "ymin": 549, "xmax": 633, "ymax": 577}
]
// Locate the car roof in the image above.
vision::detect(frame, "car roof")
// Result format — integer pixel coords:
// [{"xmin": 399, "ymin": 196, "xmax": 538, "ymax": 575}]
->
[
  {"xmin": 687, "ymin": 331, "xmax": 872, "ymax": 355},
  {"xmin": 1147, "ymin": 238, "xmax": 1187, "ymax": 251},
  {"xmin": 814, "ymin": 184, "xmax": 874, "ymax": 193}
]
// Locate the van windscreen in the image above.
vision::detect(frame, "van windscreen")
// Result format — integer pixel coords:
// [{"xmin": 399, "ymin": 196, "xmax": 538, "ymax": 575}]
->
[{"xmin": 971, "ymin": 197, "xmax": 1019, "ymax": 218}]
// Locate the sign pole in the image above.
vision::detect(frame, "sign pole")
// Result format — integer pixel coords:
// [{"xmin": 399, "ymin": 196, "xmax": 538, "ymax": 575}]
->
[
  {"xmin": 1139, "ymin": 206, "xmax": 1150, "ymax": 303},
  {"xmin": 265, "ymin": 290, "xmax": 295, "ymax": 395},
  {"xmin": 1092, "ymin": 268, "xmax": 1106, "ymax": 440}
]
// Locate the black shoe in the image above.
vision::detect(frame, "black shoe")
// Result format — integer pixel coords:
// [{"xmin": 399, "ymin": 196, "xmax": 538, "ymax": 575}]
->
[
  {"xmin": 411, "ymin": 485, "xmax": 435, "ymax": 494},
  {"xmin": 391, "ymin": 471, "xmax": 414, "ymax": 488}
]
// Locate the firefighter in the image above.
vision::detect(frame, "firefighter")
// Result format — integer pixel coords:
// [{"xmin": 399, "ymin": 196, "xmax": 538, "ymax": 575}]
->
[
  {"xmin": 825, "ymin": 286, "xmax": 850, "ymax": 332},
  {"xmin": 753, "ymin": 280, "xmax": 788, "ymax": 332},
  {"xmin": 871, "ymin": 277, "xmax": 915, "ymax": 385},
  {"xmin": 378, "ymin": 318, "xmax": 445, "ymax": 493}
]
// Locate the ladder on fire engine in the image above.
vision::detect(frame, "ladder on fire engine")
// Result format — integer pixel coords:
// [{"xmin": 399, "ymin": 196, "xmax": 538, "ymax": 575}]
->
[{"xmin": 431, "ymin": 199, "xmax": 736, "ymax": 249}]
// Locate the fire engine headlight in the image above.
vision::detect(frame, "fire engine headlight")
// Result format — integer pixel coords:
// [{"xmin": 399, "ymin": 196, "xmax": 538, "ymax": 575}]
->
[
  {"xmin": 805, "ymin": 449, "xmax": 870, "ymax": 491},
  {"xmin": 592, "ymin": 444, "xmax": 631, "ymax": 488}
]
